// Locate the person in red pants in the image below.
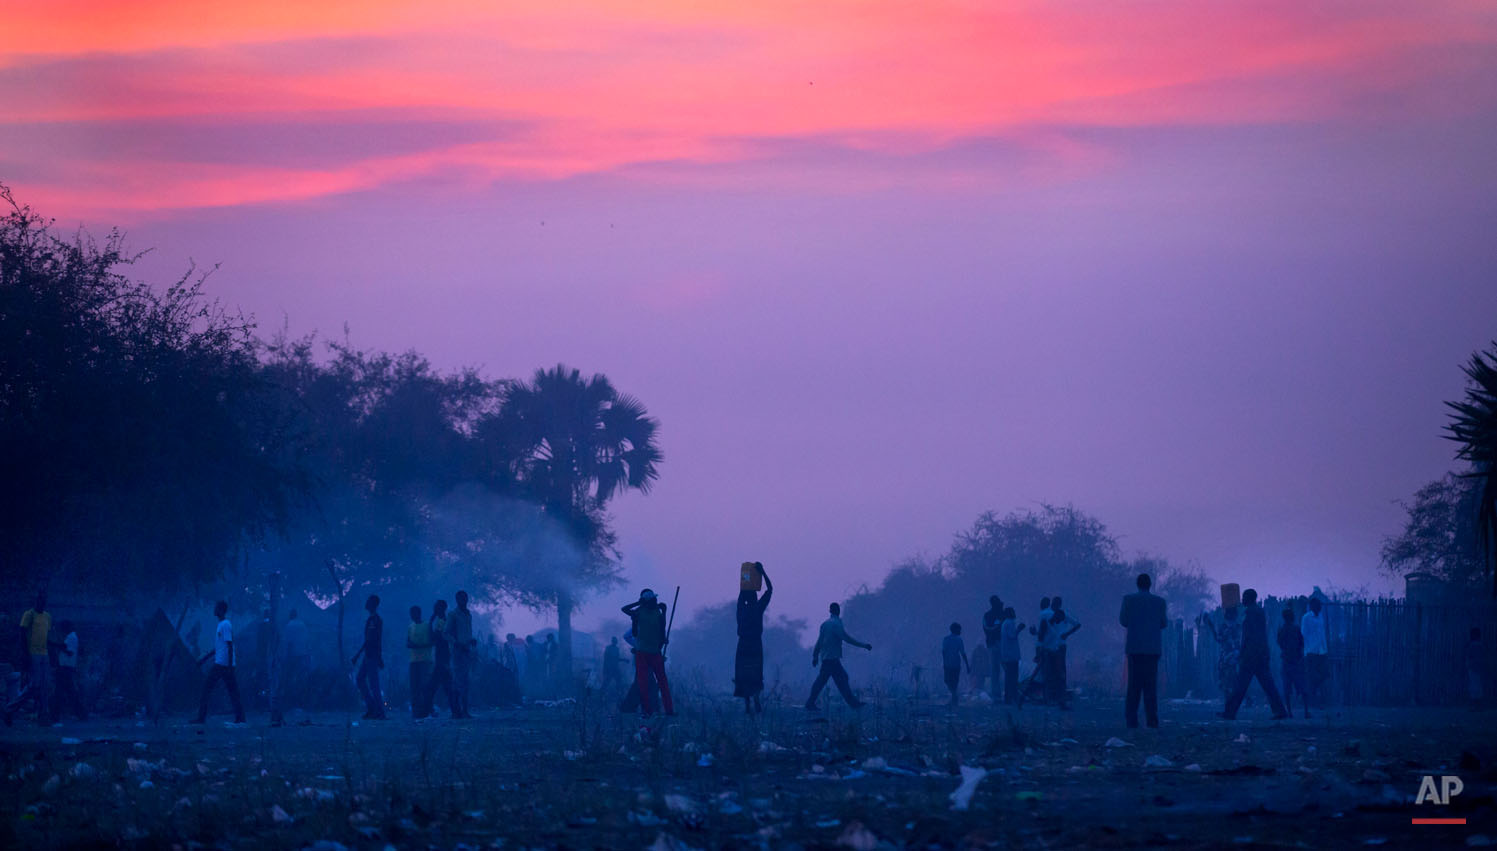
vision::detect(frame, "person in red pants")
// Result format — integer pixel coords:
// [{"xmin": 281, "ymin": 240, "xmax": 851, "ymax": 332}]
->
[{"xmin": 621, "ymin": 589, "xmax": 673, "ymax": 716}]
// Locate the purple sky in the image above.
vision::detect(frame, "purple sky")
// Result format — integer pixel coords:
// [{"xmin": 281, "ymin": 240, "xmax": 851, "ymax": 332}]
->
[
  {"xmin": 9, "ymin": 1, "xmax": 1497, "ymax": 631},
  {"xmin": 98, "ymin": 114, "xmax": 1495, "ymax": 631}
]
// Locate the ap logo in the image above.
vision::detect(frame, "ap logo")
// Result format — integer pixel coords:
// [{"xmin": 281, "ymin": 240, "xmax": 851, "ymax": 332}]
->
[{"xmin": 1415, "ymin": 775, "xmax": 1464, "ymax": 806}]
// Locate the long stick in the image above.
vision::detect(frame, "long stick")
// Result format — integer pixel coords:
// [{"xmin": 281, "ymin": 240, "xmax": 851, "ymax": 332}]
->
[{"xmin": 665, "ymin": 585, "xmax": 681, "ymax": 643}]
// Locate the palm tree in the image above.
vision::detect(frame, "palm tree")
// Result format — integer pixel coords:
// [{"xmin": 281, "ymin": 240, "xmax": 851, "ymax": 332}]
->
[
  {"xmin": 493, "ymin": 364, "xmax": 663, "ymax": 675},
  {"xmin": 1445, "ymin": 341, "xmax": 1497, "ymax": 596}
]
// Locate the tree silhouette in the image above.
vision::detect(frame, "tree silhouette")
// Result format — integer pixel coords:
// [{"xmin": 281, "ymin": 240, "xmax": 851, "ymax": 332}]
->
[
  {"xmin": 1445, "ymin": 342, "xmax": 1497, "ymax": 595},
  {"xmin": 490, "ymin": 364, "xmax": 662, "ymax": 674}
]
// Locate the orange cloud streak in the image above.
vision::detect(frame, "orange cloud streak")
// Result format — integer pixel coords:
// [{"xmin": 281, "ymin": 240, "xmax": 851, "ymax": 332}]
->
[{"xmin": 4, "ymin": 1, "xmax": 1494, "ymax": 215}]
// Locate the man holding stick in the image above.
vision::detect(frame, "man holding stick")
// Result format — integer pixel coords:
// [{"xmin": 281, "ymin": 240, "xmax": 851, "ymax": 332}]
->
[{"xmin": 622, "ymin": 588, "xmax": 674, "ymax": 716}]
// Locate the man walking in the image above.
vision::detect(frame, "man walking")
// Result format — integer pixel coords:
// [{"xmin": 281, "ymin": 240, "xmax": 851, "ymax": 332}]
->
[
  {"xmin": 194, "ymin": 601, "xmax": 246, "ymax": 724},
  {"xmin": 602, "ymin": 637, "xmax": 625, "ymax": 694},
  {"xmin": 352, "ymin": 595, "xmax": 385, "ymax": 720},
  {"xmin": 18, "ymin": 592, "xmax": 53, "ymax": 725},
  {"xmin": 981, "ymin": 596, "xmax": 1004, "ymax": 700},
  {"xmin": 942, "ymin": 623, "xmax": 971, "ymax": 707},
  {"xmin": 1220, "ymin": 589, "xmax": 1288, "ymax": 720},
  {"xmin": 407, "ymin": 605, "xmax": 433, "ymax": 719},
  {"xmin": 622, "ymin": 589, "xmax": 674, "ymax": 716},
  {"xmin": 999, "ymin": 607, "xmax": 1024, "ymax": 705},
  {"xmin": 1119, "ymin": 573, "xmax": 1167, "ymax": 729},
  {"xmin": 1278, "ymin": 606, "xmax": 1309, "ymax": 718},
  {"xmin": 1300, "ymin": 597, "xmax": 1328, "ymax": 709},
  {"xmin": 448, "ymin": 591, "xmax": 476, "ymax": 718},
  {"xmin": 53, "ymin": 620, "xmax": 85, "ymax": 721},
  {"xmin": 1049, "ymin": 595, "xmax": 1082, "ymax": 701},
  {"xmin": 805, "ymin": 602, "xmax": 871, "ymax": 711}
]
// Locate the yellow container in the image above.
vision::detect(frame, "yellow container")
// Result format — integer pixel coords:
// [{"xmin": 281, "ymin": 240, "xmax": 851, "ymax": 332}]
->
[
  {"xmin": 740, "ymin": 562, "xmax": 763, "ymax": 592},
  {"xmin": 1220, "ymin": 583, "xmax": 1241, "ymax": 610}
]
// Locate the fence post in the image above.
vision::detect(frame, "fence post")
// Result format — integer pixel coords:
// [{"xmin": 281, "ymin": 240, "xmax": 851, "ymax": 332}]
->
[{"xmin": 1412, "ymin": 602, "xmax": 1422, "ymax": 706}]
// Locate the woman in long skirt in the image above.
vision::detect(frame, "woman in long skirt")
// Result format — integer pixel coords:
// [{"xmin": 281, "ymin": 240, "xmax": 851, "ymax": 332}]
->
[{"xmin": 734, "ymin": 563, "xmax": 774, "ymax": 714}]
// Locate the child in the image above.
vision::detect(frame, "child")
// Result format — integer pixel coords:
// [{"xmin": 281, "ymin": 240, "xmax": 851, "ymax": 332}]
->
[{"xmin": 942, "ymin": 623, "xmax": 970, "ymax": 707}]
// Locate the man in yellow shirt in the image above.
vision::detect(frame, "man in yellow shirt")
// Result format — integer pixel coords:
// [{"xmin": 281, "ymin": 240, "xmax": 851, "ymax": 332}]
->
[
  {"xmin": 407, "ymin": 605, "xmax": 433, "ymax": 719},
  {"xmin": 18, "ymin": 592, "xmax": 54, "ymax": 725}
]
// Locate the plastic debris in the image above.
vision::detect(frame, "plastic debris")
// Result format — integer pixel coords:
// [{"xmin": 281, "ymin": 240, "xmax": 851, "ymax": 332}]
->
[
  {"xmin": 696, "ymin": 754, "xmax": 714, "ymax": 767},
  {"xmin": 815, "ymin": 818, "xmax": 842, "ymax": 829},
  {"xmin": 757, "ymin": 741, "xmax": 787, "ymax": 754},
  {"xmin": 949, "ymin": 765, "xmax": 988, "ymax": 811},
  {"xmin": 862, "ymin": 756, "xmax": 888, "ymax": 770},
  {"xmin": 270, "ymin": 804, "xmax": 292, "ymax": 824},
  {"xmin": 1184, "ymin": 764, "xmax": 1203, "ymax": 772},
  {"xmin": 837, "ymin": 821, "xmax": 880, "ymax": 850},
  {"xmin": 42, "ymin": 774, "xmax": 61, "ymax": 795},
  {"xmin": 1233, "ymin": 733, "xmax": 1251, "ymax": 744},
  {"xmin": 663, "ymin": 793, "xmax": 697, "ymax": 813},
  {"xmin": 60, "ymin": 737, "xmax": 82, "ymax": 745},
  {"xmin": 1105, "ymin": 737, "xmax": 1133, "ymax": 748},
  {"xmin": 1143, "ymin": 755, "xmax": 1174, "ymax": 770}
]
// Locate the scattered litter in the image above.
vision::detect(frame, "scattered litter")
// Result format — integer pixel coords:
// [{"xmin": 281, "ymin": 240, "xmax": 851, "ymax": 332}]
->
[
  {"xmin": 1105, "ymin": 737, "xmax": 1133, "ymax": 748},
  {"xmin": 42, "ymin": 774, "xmax": 60, "ymax": 795},
  {"xmin": 815, "ymin": 818, "xmax": 842, "ymax": 829},
  {"xmin": 843, "ymin": 769, "xmax": 867, "ymax": 780},
  {"xmin": 1184, "ymin": 764, "xmax": 1203, "ymax": 772},
  {"xmin": 532, "ymin": 698, "xmax": 577, "ymax": 708},
  {"xmin": 682, "ymin": 742, "xmax": 699, "ymax": 753},
  {"xmin": 1143, "ymin": 755, "xmax": 1174, "ymax": 770},
  {"xmin": 696, "ymin": 754, "xmax": 714, "ymax": 767},
  {"xmin": 663, "ymin": 794, "xmax": 697, "ymax": 814},
  {"xmin": 60, "ymin": 737, "xmax": 82, "ymax": 745},
  {"xmin": 1059, "ymin": 737, "xmax": 1079, "ymax": 745},
  {"xmin": 836, "ymin": 821, "xmax": 880, "ymax": 850},
  {"xmin": 1015, "ymin": 790, "xmax": 1042, "ymax": 802},
  {"xmin": 949, "ymin": 766, "xmax": 988, "ymax": 811},
  {"xmin": 139, "ymin": 780, "xmax": 154, "ymax": 790},
  {"xmin": 647, "ymin": 832, "xmax": 698, "ymax": 851},
  {"xmin": 757, "ymin": 741, "xmax": 787, "ymax": 754},
  {"xmin": 862, "ymin": 757, "xmax": 887, "ymax": 770},
  {"xmin": 462, "ymin": 809, "xmax": 485, "ymax": 820},
  {"xmin": 270, "ymin": 804, "xmax": 292, "ymax": 824},
  {"xmin": 1233, "ymin": 734, "xmax": 1251, "ymax": 744},
  {"xmin": 563, "ymin": 750, "xmax": 584, "ymax": 760}
]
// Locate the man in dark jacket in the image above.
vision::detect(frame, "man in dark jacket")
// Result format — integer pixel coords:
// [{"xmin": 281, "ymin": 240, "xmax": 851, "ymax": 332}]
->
[
  {"xmin": 1119, "ymin": 573, "xmax": 1168, "ymax": 728},
  {"xmin": 1220, "ymin": 589, "xmax": 1288, "ymax": 720}
]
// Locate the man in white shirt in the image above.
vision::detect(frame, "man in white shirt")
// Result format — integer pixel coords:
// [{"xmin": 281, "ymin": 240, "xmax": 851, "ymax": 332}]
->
[
  {"xmin": 194, "ymin": 601, "xmax": 245, "ymax": 724},
  {"xmin": 804, "ymin": 602, "xmax": 871, "ymax": 710},
  {"xmin": 1049, "ymin": 595, "xmax": 1082, "ymax": 704},
  {"xmin": 1300, "ymin": 597, "xmax": 1329, "ymax": 709},
  {"xmin": 53, "ymin": 620, "xmax": 85, "ymax": 721}
]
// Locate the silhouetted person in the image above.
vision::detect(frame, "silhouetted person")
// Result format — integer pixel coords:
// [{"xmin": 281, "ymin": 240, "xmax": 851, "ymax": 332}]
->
[
  {"xmin": 505, "ymin": 632, "xmax": 527, "ymax": 691},
  {"xmin": 622, "ymin": 589, "xmax": 673, "ymax": 716},
  {"xmin": 942, "ymin": 623, "xmax": 971, "ymax": 707},
  {"xmin": 1120, "ymin": 573, "xmax": 1167, "ymax": 729},
  {"xmin": 1024, "ymin": 596, "xmax": 1052, "ymax": 704},
  {"xmin": 1300, "ymin": 597, "xmax": 1328, "ymax": 708},
  {"xmin": 407, "ymin": 605, "xmax": 432, "ymax": 719},
  {"xmin": 52, "ymin": 619, "xmax": 84, "ymax": 721},
  {"xmin": 981, "ymin": 596, "xmax": 1004, "ymax": 700},
  {"xmin": 1040, "ymin": 607, "xmax": 1072, "ymax": 709},
  {"xmin": 194, "ymin": 601, "xmax": 245, "ymax": 724},
  {"xmin": 1278, "ymin": 607, "xmax": 1309, "ymax": 718},
  {"xmin": 1049, "ymin": 594, "xmax": 1082, "ymax": 700},
  {"xmin": 280, "ymin": 609, "xmax": 309, "ymax": 715},
  {"xmin": 999, "ymin": 607, "xmax": 1024, "ymax": 704},
  {"xmin": 352, "ymin": 595, "xmax": 385, "ymax": 720},
  {"xmin": 425, "ymin": 600, "xmax": 457, "ymax": 717},
  {"xmin": 1198, "ymin": 607, "xmax": 1242, "ymax": 699},
  {"xmin": 449, "ymin": 590, "xmax": 476, "ymax": 718},
  {"xmin": 734, "ymin": 562, "xmax": 774, "ymax": 714},
  {"xmin": 1220, "ymin": 589, "xmax": 1288, "ymax": 720},
  {"xmin": 602, "ymin": 637, "xmax": 624, "ymax": 695},
  {"xmin": 805, "ymin": 602, "xmax": 871, "ymax": 711},
  {"xmin": 18, "ymin": 591, "xmax": 52, "ymax": 725}
]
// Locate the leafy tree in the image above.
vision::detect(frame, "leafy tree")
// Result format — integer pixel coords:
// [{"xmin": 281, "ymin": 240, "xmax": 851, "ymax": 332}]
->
[
  {"xmin": 1381, "ymin": 473, "xmax": 1488, "ymax": 593},
  {"xmin": 488, "ymin": 365, "xmax": 662, "ymax": 674},
  {"xmin": 1445, "ymin": 342, "xmax": 1497, "ymax": 595},
  {"xmin": 0, "ymin": 185, "xmax": 304, "ymax": 595}
]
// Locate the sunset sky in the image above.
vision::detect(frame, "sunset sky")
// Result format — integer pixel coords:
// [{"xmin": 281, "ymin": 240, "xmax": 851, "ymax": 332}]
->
[{"xmin": 5, "ymin": 1, "xmax": 1497, "ymax": 627}]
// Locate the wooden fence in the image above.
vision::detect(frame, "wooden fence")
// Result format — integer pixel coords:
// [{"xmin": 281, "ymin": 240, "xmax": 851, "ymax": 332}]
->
[{"xmin": 1160, "ymin": 597, "xmax": 1496, "ymax": 707}]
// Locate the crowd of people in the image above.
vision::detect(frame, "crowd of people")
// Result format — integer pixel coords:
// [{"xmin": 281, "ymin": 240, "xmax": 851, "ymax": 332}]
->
[{"xmin": 6, "ymin": 572, "xmax": 1489, "ymax": 728}]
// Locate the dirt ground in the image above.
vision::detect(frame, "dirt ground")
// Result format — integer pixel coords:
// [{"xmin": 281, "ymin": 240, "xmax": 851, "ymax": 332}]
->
[{"xmin": 1, "ymin": 690, "xmax": 1493, "ymax": 849}]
